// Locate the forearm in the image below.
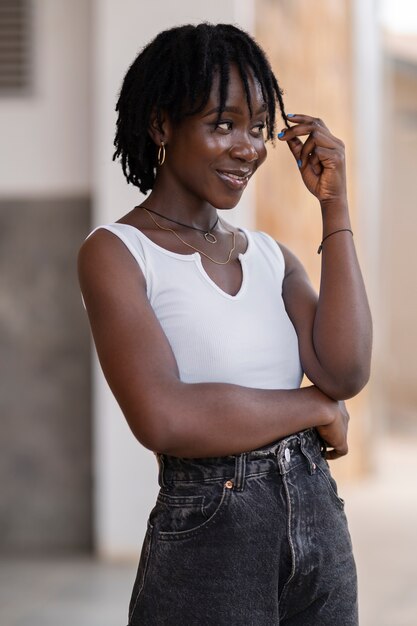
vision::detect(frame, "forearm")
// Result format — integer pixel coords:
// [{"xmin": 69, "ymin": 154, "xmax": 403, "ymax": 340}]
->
[
  {"xmin": 154, "ymin": 382, "xmax": 335, "ymax": 458},
  {"xmin": 313, "ymin": 199, "xmax": 372, "ymax": 395}
]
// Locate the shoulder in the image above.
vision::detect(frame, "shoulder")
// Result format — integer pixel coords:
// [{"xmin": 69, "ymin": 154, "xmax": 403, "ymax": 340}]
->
[
  {"xmin": 78, "ymin": 225, "xmax": 131, "ymax": 267},
  {"xmin": 78, "ymin": 225, "xmax": 147, "ymax": 298}
]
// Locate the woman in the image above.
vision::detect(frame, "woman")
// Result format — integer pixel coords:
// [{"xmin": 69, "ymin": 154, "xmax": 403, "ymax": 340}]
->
[{"xmin": 78, "ymin": 23, "xmax": 372, "ymax": 625}]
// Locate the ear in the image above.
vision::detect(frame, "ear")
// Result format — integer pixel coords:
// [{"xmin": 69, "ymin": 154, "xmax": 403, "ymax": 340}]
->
[{"xmin": 148, "ymin": 107, "xmax": 172, "ymax": 146}]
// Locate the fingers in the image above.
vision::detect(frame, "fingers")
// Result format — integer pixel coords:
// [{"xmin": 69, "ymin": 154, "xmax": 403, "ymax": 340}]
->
[
  {"xmin": 299, "ymin": 137, "xmax": 322, "ymax": 175},
  {"xmin": 310, "ymin": 146, "xmax": 344, "ymax": 170},
  {"xmin": 280, "ymin": 124, "xmax": 336, "ymax": 145},
  {"xmin": 277, "ymin": 114, "xmax": 343, "ymax": 170},
  {"xmin": 325, "ymin": 445, "xmax": 348, "ymax": 460},
  {"xmin": 278, "ymin": 125, "xmax": 338, "ymax": 155},
  {"xmin": 285, "ymin": 113, "xmax": 330, "ymax": 130}
]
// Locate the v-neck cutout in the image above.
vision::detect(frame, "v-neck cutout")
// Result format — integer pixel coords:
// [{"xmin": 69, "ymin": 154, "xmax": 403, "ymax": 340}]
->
[
  {"xmin": 194, "ymin": 231, "xmax": 250, "ymax": 299},
  {"xmin": 112, "ymin": 222, "xmax": 251, "ymax": 300}
]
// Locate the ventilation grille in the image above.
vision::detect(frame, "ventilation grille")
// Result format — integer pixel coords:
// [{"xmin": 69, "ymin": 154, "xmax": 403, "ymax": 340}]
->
[{"xmin": 0, "ymin": 0, "xmax": 31, "ymax": 94}]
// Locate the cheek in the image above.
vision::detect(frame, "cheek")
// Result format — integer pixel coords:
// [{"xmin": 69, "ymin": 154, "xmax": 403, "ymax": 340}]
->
[{"xmin": 204, "ymin": 133, "xmax": 230, "ymax": 153}]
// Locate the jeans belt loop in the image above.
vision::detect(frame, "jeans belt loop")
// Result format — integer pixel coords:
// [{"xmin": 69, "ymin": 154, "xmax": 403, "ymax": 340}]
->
[
  {"xmin": 157, "ymin": 454, "xmax": 168, "ymax": 488},
  {"xmin": 300, "ymin": 434, "xmax": 317, "ymax": 475},
  {"xmin": 233, "ymin": 452, "xmax": 247, "ymax": 491}
]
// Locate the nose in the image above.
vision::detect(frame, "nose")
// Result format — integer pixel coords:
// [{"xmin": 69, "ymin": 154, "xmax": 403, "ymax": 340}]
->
[{"xmin": 228, "ymin": 138, "xmax": 258, "ymax": 163}]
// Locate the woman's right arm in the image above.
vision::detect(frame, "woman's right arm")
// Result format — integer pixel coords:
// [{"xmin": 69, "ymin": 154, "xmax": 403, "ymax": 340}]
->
[{"xmin": 77, "ymin": 230, "xmax": 348, "ymax": 459}]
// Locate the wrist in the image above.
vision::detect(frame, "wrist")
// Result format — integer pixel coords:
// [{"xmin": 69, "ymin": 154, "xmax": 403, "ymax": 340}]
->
[
  {"xmin": 308, "ymin": 385, "xmax": 337, "ymax": 426},
  {"xmin": 320, "ymin": 196, "xmax": 349, "ymax": 214},
  {"xmin": 320, "ymin": 200, "xmax": 351, "ymax": 236},
  {"xmin": 320, "ymin": 197, "xmax": 350, "ymax": 224}
]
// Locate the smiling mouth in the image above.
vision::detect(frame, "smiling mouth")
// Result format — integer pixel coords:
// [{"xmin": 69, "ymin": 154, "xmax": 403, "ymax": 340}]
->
[{"xmin": 216, "ymin": 170, "xmax": 251, "ymax": 190}]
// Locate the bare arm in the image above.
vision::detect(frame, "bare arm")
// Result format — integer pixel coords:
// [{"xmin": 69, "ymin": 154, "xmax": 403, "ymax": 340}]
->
[
  {"xmin": 78, "ymin": 229, "xmax": 345, "ymax": 458},
  {"xmin": 278, "ymin": 113, "xmax": 373, "ymax": 400}
]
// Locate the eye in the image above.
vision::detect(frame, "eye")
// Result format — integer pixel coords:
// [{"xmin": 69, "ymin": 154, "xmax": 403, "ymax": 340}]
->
[
  {"xmin": 214, "ymin": 121, "xmax": 233, "ymax": 132},
  {"xmin": 253, "ymin": 123, "xmax": 266, "ymax": 135}
]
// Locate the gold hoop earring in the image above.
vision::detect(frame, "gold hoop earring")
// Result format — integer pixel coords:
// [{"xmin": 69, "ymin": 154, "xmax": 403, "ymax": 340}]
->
[{"xmin": 157, "ymin": 141, "xmax": 166, "ymax": 166}]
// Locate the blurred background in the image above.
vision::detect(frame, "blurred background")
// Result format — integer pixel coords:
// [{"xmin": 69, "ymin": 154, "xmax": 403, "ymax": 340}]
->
[{"xmin": 0, "ymin": 0, "xmax": 416, "ymax": 624}]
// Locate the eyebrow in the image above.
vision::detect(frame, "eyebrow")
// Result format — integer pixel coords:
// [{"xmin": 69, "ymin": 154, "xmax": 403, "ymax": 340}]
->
[{"xmin": 202, "ymin": 103, "xmax": 267, "ymax": 117}]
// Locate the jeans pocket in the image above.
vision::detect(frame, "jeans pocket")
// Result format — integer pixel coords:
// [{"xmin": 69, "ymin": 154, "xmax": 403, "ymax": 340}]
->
[
  {"xmin": 316, "ymin": 457, "xmax": 346, "ymax": 510},
  {"xmin": 151, "ymin": 479, "xmax": 232, "ymax": 541}
]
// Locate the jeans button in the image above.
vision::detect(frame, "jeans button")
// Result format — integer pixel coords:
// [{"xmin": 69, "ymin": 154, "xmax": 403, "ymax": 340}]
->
[
  {"xmin": 225, "ymin": 480, "xmax": 234, "ymax": 489},
  {"xmin": 284, "ymin": 448, "xmax": 291, "ymax": 463}
]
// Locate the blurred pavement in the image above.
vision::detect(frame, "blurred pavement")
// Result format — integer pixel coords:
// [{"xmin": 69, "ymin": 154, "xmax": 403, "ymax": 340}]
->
[{"xmin": 344, "ymin": 434, "xmax": 417, "ymax": 626}]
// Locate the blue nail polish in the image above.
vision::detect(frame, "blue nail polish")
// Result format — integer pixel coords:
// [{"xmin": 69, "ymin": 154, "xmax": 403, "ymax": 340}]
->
[
  {"xmin": 287, "ymin": 113, "xmax": 295, "ymax": 118},
  {"xmin": 297, "ymin": 159, "xmax": 302, "ymax": 168},
  {"xmin": 278, "ymin": 131, "xmax": 285, "ymax": 138}
]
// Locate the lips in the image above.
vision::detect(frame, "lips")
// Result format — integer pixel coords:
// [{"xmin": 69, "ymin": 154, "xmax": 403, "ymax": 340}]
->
[{"xmin": 216, "ymin": 169, "xmax": 252, "ymax": 191}]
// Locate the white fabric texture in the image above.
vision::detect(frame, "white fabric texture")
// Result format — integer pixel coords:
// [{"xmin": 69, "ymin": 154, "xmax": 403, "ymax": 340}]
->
[{"xmin": 82, "ymin": 222, "xmax": 303, "ymax": 390}]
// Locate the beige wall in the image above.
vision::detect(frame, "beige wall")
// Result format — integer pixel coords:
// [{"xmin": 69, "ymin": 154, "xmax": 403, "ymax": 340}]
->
[
  {"xmin": 254, "ymin": 0, "xmax": 375, "ymax": 481},
  {"xmin": 378, "ymin": 36, "xmax": 417, "ymax": 435}
]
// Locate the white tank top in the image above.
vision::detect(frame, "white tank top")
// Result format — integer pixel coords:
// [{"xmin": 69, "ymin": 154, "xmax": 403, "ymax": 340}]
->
[{"xmin": 82, "ymin": 223, "xmax": 303, "ymax": 390}]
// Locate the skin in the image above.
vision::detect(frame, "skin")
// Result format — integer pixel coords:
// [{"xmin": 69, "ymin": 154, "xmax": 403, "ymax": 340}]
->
[{"xmin": 78, "ymin": 62, "xmax": 372, "ymax": 460}]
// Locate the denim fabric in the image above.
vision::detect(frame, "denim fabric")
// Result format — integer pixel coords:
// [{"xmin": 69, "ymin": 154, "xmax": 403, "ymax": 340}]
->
[{"xmin": 127, "ymin": 427, "xmax": 358, "ymax": 625}]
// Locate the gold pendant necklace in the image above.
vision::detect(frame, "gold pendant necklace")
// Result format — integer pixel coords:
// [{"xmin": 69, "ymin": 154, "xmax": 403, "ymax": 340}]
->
[{"xmin": 141, "ymin": 207, "xmax": 236, "ymax": 265}]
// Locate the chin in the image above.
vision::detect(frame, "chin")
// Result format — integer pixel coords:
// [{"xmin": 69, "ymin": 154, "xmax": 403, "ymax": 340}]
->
[{"xmin": 211, "ymin": 194, "xmax": 243, "ymax": 211}]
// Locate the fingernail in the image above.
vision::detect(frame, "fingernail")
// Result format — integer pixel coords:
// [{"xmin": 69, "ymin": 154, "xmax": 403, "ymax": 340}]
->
[
  {"xmin": 277, "ymin": 131, "xmax": 285, "ymax": 138},
  {"xmin": 287, "ymin": 113, "xmax": 295, "ymax": 118},
  {"xmin": 297, "ymin": 159, "xmax": 302, "ymax": 168}
]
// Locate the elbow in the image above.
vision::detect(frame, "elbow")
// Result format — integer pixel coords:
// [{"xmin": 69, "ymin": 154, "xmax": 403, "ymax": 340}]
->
[
  {"xmin": 126, "ymin": 380, "xmax": 187, "ymax": 454},
  {"xmin": 323, "ymin": 364, "xmax": 371, "ymax": 401},
  {"xmin": 127, "ymin": 404, "xmax": 175, "ymax": 455}
]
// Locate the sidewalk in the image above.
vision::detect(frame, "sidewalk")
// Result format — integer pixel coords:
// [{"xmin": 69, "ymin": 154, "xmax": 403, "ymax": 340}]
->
[
  {"xmin": 1, "ymin": 435, "xmax": 416, "ymax": 626},
  {"xmin": 343, "ymin": 434, "xmax": 417, "ymax": 626}
]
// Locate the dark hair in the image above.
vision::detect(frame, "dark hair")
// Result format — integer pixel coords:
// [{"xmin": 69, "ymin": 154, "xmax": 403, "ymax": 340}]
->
[{"xmin": 113, "ymin": 22, "xmax": 290, "ymax": 194}]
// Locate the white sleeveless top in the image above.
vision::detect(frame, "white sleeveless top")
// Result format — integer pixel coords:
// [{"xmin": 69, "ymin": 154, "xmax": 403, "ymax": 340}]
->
[{"xmin": 82, "ymin": 223, "xmax": 303, "ymax": 390}]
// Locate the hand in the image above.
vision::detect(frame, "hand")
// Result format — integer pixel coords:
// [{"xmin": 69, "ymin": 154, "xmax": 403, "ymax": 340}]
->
[
  {"xmin": 278, "ymin": 114, "xmax": 347, "ymax": 206},
  {"xmin": 316, "ymin": 400, "xmax": 350, "ymax": 460}
]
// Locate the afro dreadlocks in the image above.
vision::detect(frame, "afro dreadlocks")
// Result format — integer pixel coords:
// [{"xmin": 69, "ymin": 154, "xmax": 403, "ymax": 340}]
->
[{"xmin": 113, "ymin": 22, "xmax": 290, "ymax": 194}]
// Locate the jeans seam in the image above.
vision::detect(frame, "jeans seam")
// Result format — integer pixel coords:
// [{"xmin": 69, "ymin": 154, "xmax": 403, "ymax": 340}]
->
[
  {"xmin": 278, "ymin": 471, "xmax": 296, "ymax": 610},
  {"xmin": 128, "ymin": 522, "xmax": 154, "ymax": 623}
]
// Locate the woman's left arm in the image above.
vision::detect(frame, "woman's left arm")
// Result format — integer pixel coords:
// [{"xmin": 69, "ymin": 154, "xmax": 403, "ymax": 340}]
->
[{"xmin": 277, "ymin": 114, "xmax": 373, "ymax": 400}]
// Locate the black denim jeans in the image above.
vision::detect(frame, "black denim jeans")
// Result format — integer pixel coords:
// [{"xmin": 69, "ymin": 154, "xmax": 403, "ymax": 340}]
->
[{"xmin": 127, "ymin": 427, "xmax": 358, "ymax": 625}]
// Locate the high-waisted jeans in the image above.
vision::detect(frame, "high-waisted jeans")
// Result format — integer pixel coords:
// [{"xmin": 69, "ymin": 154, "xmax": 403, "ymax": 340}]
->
[{"xmin": 127, "ymin": 427, "xmax": 358, "ymax": 625}]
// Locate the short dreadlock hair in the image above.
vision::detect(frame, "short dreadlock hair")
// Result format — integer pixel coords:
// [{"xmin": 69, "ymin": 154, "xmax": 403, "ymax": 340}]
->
[{"xmin": 113, "ymin": 22, "xmax": 290, "ymax": 194}]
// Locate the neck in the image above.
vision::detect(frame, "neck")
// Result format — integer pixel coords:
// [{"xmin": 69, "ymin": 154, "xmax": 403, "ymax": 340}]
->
[{"xmin": 142, "ymin": 181, "xmax": 219, "ymax": 231}]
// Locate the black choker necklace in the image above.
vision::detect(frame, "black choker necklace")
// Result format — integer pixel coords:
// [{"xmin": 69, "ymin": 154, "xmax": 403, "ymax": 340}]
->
[{"xmin": 138, "ymin": 204, "xmax": 220, "ymax": 243}]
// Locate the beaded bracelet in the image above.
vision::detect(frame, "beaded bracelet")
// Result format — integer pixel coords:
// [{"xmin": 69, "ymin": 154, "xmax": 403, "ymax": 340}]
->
[{"xmin": 317, "ymin": 228, "xmax": 353, "ymax": 254}]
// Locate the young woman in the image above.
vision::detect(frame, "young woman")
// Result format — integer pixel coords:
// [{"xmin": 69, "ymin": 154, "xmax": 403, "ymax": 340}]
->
[{"xmin": 78, "ymin": 23, "xmax": 372, "ymax": 626}]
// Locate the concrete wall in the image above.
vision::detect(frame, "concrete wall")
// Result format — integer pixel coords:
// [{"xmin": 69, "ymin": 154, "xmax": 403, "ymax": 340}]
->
[
  {"xmin": 0, "ymin": 198, "xmax": 92, "ymax": 553},
  {"xmin": 0, "ymin": 0, "xmax": 91, "ymax": 553}
]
